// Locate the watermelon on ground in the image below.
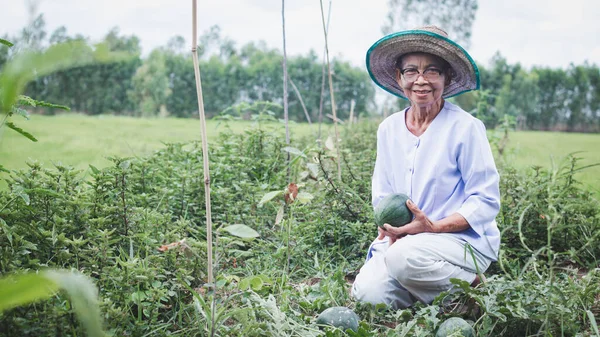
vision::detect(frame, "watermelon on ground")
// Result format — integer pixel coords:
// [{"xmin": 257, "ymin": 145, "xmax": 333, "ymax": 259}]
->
[
  {"xmin": 315, "ymin": 306, "xmax": 360, "ymax": 332},
  {"xmin": 435, "ymin": 317, "xmax": 475, "ymax": 337}
]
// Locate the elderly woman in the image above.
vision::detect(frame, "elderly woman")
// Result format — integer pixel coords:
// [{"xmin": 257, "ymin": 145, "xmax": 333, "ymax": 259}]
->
[{"xmin": 351, "ymin": 26, "xmax": 500, "ymax": 309}]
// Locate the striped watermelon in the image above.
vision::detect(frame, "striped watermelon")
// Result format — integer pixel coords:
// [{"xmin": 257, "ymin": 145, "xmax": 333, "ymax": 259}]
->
[
  {"xmin": 435, "ymin": 317, "xmax": 475, "ymax": 337},
  {"xmin": 315, "ymin": 306, "xmax": 360, "ymax": 332},
  {"xmin": 374, "ymin": 193, "xmax": 413, "ymax": 227}
]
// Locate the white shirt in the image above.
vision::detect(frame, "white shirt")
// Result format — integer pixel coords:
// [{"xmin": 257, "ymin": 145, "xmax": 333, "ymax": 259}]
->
[{"xmin": 372, "ymin": 101, "xmax": 501, "ymax": 260}]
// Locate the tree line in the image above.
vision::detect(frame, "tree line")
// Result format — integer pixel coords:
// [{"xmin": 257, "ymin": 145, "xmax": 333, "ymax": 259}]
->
[
  {"xmin": 1, "ymin": 15, "xmax": 599, "ymax": 131},
  {"xmin": 0, "ymin": 16, "xmax": 374, "ymax": 123}
]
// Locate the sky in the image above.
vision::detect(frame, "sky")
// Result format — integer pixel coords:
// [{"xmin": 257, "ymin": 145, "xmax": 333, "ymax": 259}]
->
[{"xmin": 1, "ymin": 0, "xmax": 599, "ymax": 71}]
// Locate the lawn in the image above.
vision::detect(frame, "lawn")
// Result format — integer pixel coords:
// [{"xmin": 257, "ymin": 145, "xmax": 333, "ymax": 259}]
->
[
  {"xmin": 503, "ymin": 130, "xmax": 600, "ymax": 195},
  {"xmin": 1, "ymin": 113, "xmax": 322, "ymax": 171},
  {"xmin": 2, "ymin": 114, "xmax": 600, "ymax": 195}
]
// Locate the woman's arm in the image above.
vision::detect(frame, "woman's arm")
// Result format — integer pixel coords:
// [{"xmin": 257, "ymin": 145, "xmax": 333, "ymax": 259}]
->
[{"xmin": 371, "ymin": 124, "xmax": 394, "ymax": 207}]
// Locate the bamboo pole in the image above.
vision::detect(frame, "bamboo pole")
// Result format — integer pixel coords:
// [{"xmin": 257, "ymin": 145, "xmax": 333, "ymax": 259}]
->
[
  {"xmin": 191, "ymin": 0, "xmax": 213, "ymax": 286},
  {"xmin": 317, "ymin": 0, "xmax": 332, "ymax": 142},
  {"xmin": 289, "ymin": 77, "xmax": 312, "ymax": 124},
  {"xmin": 282, "ymin": 0, "xmax": 290, "ymax": 182},
  {"xmin": 319, "ymin": 0, "xmax": 341, "ymax": 182}
]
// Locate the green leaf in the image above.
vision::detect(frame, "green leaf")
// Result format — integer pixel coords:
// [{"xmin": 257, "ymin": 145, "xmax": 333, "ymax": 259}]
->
[
  {"xmin": 587, "ymin": 310, "xmax": 600, "ymax": 336},
  {"xmin": 307, "ymin": 163, "xmax": 319, "ymax": 178},
  {"xmin": 119, "ymin": 160, "xmax": 131, "ymax": 170},
  {"xmin": 10, "ymin": 107, "xmax": 30, "ymax": 119},
  {"xmin": 18, "ymin": 191, "xmax": 30, "ymax": 205},
  {"xmin": 0, "ymin": 217, "xmax": 12, "ymax": 245},
  {"xmin": 34, "ymin": 100, "xmax": 70, "ymax": 111},
  {"xmin": 0, "ymin": 39, "xmax": 13, "ymax": 47},
  {"xmin": 222, "ymin": 224, "xmax": 260, "ymax": 239},
  {"xmin": 0, "ymin": 164, "xmax": 9, "ymax": 173},
  {"xmin": 89, "ymin": 164, "xmax": 100, "ymax": 174},
  {"xmin": 258, "ymin": 190, "xmax": 282, "ymax": 207},
  {"xmin": 296, "ymin": 192, "xmax": 314, "ymax": 204},
  {"xmin": 249, "ymin": 276, "xmax": 264, "ymax": 291},
  {"xmin": 282, "ymin": 146, "xmax": 306, "ymax": 158},
  {"xmin": 5, "ymin": 122, "xmax": 37, "ymax": 142},
  {"xmin": 17, "ymin": 95, "xmax": 37, "ymax": 107},
  {"xmin": 275, "ymin": 205, "xmax": 285, "ymax": 226},
  {"xmin": 45, "ymin": 270, "xmax": 105, "ymax": 337},
  {"xmin": 238, "ymin": 277, "xmax": 250, "ymax": 291},
  {"xmin": 0, "ymin": 272, "xmax": 59, "ymax": 312}
]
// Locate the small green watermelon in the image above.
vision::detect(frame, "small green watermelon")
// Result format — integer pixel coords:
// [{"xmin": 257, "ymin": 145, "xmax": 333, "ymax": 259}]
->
[
  {"xmin": 435, "ymin": 317, "xmax": 475, "ymax": 337},
  {"xmin": 374, "ymin": 193, "xmax": 413, "ymax": 227},
  {"xmin": 315, "ymin": 306, "xmax": 360, "ymax": 332}
]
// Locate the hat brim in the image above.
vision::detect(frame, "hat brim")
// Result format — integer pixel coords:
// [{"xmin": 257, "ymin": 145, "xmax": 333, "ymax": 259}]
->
[{"xmin": 366, "ymin": 30, "xmax": 480, "ymax": 100}]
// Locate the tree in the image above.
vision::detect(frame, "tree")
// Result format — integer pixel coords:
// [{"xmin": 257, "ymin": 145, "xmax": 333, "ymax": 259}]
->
[
  {"xmin": 104, "ymin": 27, "xmax": 141, "ymax": 55},
  {"xmin": 128, "ymin": 50, "xmax": 171, "ymax": 116},
  {"xmin": 382, "ymin": 0, "xmax": 478, "ymax": 48}
]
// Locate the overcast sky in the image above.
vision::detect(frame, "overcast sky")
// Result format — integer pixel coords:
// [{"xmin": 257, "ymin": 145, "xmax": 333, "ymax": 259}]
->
[{"xmin": 1, "ymin": 0, "xmax": 599, "ymax": 70}]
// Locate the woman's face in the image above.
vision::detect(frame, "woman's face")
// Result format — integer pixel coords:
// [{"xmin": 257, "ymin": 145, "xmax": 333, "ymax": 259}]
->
[{"xmin": 395, "ymin": 53, "xmax": 450, "ymax": 108}]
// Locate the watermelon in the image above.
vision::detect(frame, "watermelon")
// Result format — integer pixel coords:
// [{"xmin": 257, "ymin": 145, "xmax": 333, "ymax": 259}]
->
[
  {"xmin": 435, "ymin": 317, "xmax": 475, "ymax": 337},
  {"xmin": 315, "ymin": 306, "xmax": 360, "ymax": 332},
  {"xmin": 374, "ymin": 193, "xmax": 413, "ymax": 227}
]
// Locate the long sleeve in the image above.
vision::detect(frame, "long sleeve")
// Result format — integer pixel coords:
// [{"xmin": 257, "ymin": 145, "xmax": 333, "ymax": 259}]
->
[
  {"xmin": 455, "ymin": 119, "xmax": 501, "ymax": 237},
  {"xmin": 371, "ymin": 124, "xmax": 394, "ymax": 208}
]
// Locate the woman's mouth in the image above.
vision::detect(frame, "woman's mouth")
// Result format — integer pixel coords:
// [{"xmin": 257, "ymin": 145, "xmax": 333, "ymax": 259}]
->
[{"xmin": 412, "ymin": 90, "xmax": 432, "ymax": 94}]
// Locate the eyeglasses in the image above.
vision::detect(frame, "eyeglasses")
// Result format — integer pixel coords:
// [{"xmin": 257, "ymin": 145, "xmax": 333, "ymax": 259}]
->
[{"xmin": 400, "ymin": 68, "xmax": 444, "ymax": 82}]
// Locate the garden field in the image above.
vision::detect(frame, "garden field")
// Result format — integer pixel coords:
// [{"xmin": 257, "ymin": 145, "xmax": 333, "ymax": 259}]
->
[
  {"xmin": 1, "ymin": 114, "xmax": 599, "ymax": 336},
  {"xmin": 2, "ymin": 114, "xmax": 600, "ymax": 195}
]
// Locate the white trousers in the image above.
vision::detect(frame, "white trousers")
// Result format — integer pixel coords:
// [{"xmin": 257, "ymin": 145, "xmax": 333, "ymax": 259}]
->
[{"xmin": 351, "ymin": 233, "xmax": 492, "ymax": 309}]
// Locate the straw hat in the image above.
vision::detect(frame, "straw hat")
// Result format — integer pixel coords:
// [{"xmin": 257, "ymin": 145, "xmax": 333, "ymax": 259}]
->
[{"xmin": 366, "ymin": 25, "xmax": 480, "ymax": 99}]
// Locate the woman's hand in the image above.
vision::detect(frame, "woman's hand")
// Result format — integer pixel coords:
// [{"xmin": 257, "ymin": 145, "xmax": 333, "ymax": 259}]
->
[{"xmin": 378, "ymin": 199, "xmax": 437, "ymax": 245}]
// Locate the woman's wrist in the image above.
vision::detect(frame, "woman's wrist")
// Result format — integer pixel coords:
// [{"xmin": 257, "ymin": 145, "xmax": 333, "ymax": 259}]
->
[{"xmin": 432, "ymin": 214, "xmax": 469, "ymax": 233}]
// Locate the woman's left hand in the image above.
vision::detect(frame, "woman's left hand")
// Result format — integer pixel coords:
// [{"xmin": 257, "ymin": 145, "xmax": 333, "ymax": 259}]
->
[{"xmin": 380, "ymin": 199, "xmax": 437, "ymax": 245}]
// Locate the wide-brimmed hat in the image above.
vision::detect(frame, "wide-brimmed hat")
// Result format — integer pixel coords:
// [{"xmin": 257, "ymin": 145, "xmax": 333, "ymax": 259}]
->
[{"xmin": 366, "ymin": 25, "xmax": 480, "ymax": 99}]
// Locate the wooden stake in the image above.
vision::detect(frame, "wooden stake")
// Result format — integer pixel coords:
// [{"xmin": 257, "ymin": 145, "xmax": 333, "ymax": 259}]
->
[
  {"xmin": 282, "ymin": 0, "xmax": 290, "ymax": 182},
  {"xmin": 349, "ymin": 99, "xmax": 355, "ymax": 125},
  {"xmin": 289, "ymin": 77, "xmax": 312, "ymax": 124},
  {"xmin": 319, "ymin": 0, "xmax": 341, "ymax": 181},
  {"xmin": 191, "ymin": 0, "xmax": 213, "ymax": 286}
]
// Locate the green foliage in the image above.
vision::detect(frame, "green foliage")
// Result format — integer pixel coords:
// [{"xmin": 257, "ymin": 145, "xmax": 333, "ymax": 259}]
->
[
  {"xmin": 498, "ymin": 154, "xmax": 600, "ymax": 268},
  {"xmin": 1, "ymin": 117, "xmax": 599, "ymax": 336}
]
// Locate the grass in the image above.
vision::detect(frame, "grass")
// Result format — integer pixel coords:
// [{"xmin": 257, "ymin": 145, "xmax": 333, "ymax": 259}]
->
[
  {"xmin": 0, "ymin": 114, "xmax": 322, "ymax": 171},
  {"xmin": 2, "ymin": 114, "xmax": 600, "ymax": 195},
  {"xmin": 502, "ymin": 130, "xmax": 600, "ymax": 195}
]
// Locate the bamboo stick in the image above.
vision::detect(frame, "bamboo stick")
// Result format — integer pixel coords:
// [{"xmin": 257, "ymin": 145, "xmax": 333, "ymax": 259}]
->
[
  {"xmin": 191, "ymin": 0, "xmax": 213, "ymax": 286},
  {"xmin": 319, "ymin": 0, "xmax": 341, "ymax": 181}
]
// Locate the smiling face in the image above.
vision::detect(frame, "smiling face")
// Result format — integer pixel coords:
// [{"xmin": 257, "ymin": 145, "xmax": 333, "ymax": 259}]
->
[{"xmin": 395, "ymin": 53, "xmax": 451, "ymax": 108}]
